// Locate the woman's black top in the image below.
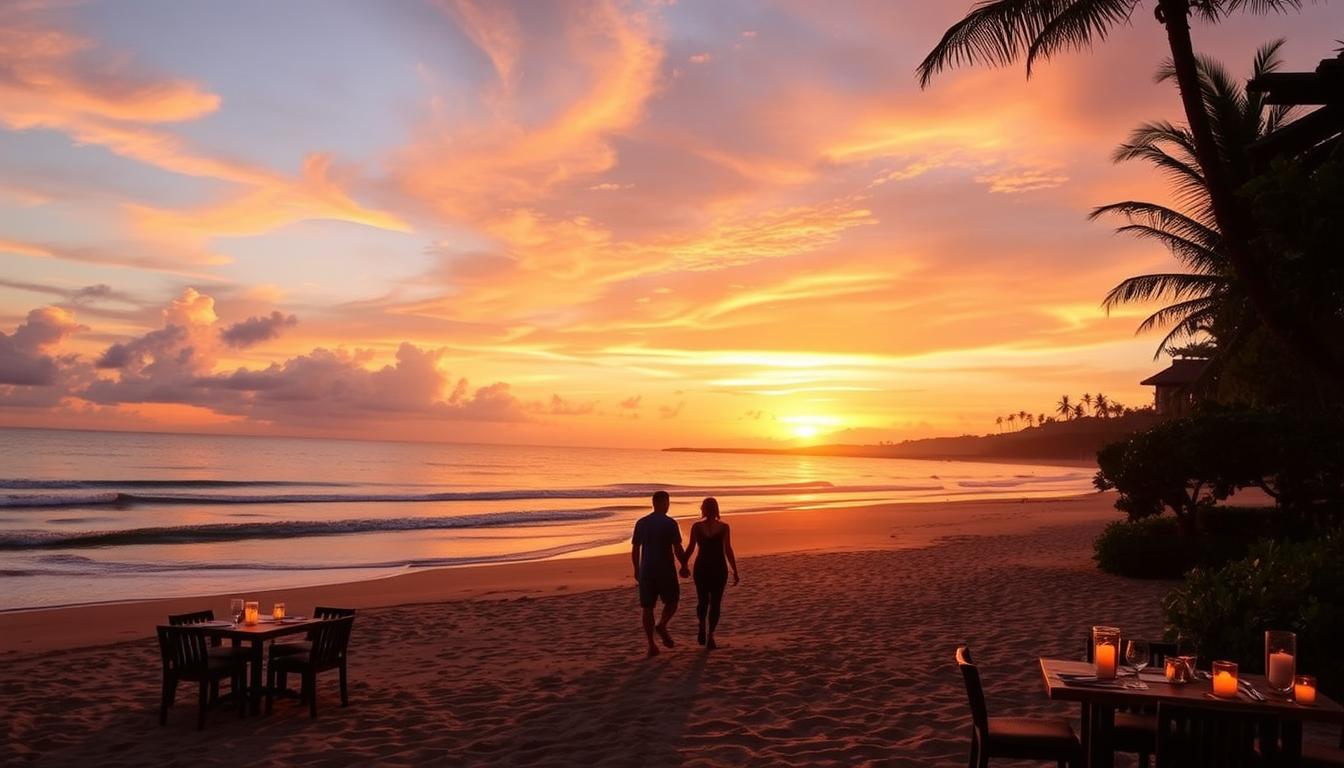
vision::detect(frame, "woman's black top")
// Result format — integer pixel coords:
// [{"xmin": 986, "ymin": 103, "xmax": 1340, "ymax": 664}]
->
[{"xmin": 693, "ymin": 525, "xmax": 728, "ymax": 584}]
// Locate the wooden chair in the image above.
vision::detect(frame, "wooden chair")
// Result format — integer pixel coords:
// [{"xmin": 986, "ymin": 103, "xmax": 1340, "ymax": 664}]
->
[
  {"xmin": 957, "ymin": 646, "xmax": 1080, "ymax": 767},
  {"xmin": 266, "ymin": 615, "xmax": 354, "ymax": 718},
  {"xmin": 157, "ymin": 624, "xmax": 248, "ymax": 730},
  {"xmin": 1083, "ymin": 635, "xmax": 1179, "ymax": 768},
  {"xmin": 1155, "ymin": 702, "xmax": 1260, "ymax": 767},
  {"xmin": 269, "ymin": 607, "xmax": 356, "ymax": 691},
  {"xmin": 168, "ymin": 609, "xmax": 250, "ymax": 701}
]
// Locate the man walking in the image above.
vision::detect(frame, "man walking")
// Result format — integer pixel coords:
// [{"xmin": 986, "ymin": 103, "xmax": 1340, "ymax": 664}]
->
[{"xmin": 631, "ymin": 490, "xmax": 686, "ymax": 656}]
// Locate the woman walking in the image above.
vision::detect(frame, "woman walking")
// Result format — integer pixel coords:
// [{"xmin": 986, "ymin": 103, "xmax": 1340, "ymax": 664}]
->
[{"xmin": 679, "ymin": 497, "xmax": 738, "ymax": 650}]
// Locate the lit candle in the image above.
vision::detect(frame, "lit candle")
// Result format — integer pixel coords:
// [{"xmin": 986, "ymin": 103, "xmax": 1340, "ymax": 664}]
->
[
  {"xmin": 244, "ymin": 600, "xmax": 259, "ymax": 625},
  {"xmin": 1212, "ymin": 660, "xmax": 1239, "ymax": 699},
  {"xmin": 1295, "ymin": 675, "xmax": 1317, "ymax": 705},
  {"xmin": 272, "ymin": 602, "xmax": 286, "ymax": 620},
  {"xmin": 1165, "ymin": 658, "xmax": 1181, "ymax": 682},
  {"xmin": 1095, "ymin": 643, "xmax": 1118, "ymax": 680},
  {"xmin": 1268, "ymin": 651, "xmax": 1295, "ymax": 690}
]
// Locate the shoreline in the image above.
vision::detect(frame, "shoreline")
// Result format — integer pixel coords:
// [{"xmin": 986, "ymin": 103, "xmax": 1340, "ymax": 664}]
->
[{"xmin": 0, "ymin": 492, "xmax": 1112, "ymax": 656}]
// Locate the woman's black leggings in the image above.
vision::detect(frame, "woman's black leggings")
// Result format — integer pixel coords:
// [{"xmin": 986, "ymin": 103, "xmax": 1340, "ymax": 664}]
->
[{"xmin": 694, "ymin": 574, "xmax": 727, "ymax": 631}]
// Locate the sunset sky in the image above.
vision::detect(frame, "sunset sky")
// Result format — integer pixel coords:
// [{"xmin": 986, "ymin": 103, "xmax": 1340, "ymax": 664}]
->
[{"xmin": 1, "ymin": 0, "xmax": 1341, "ymax": 447}]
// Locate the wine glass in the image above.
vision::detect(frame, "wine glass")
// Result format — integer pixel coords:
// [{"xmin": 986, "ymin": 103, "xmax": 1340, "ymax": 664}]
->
[
  {"xmin": 229, "ymin": 598, "xmax": 244, "ymax": 627},
  {"xmin": 1125, "ymin": 639, "xmax": 1150, "ymax": 678}
]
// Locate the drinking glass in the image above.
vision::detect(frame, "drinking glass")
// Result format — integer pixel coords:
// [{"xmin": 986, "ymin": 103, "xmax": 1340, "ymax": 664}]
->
[
  {"xmin": 1125, "ymin": 639, "xmax": 1150, "ymax": 677},
  {"xmin": 230, "ymin": 598, "xmax": 244, "ymax": 627}
]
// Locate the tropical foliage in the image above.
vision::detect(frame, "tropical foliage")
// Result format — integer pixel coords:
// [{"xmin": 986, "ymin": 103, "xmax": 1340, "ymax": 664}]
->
[
  {"xmin": 1095, "ymin": 42, "xmax": 1293, "ymax": 360},
  {"xmin": 919, "ymin": 0, "xmax": 1343, "ymax": 386},
  {"xmin": 1165, "ymin": 532, "xmax": 1344, "ymax": 694}
]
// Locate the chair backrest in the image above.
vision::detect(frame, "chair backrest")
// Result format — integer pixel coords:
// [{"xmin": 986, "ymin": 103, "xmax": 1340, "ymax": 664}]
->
[
  {"xmin": 309, "ymin": 615, "xmax": 355, "ymax": 668},
  {"xmin": 167, "ymin": 609, "xmax": 215, "ymax": 626},
  {"xmin": 1155, "ymin": 703, "xmax": 1259, "ymax": 768},
  {"xmin": 955, "ymin": 646, "xmax": 989, "ymax": 737},
  {"xmin": 314, "ymin": 606, "xmax": 356, "ymax": 620},
  {"xmin": 157, "ymin": 625, "xmax": 211, "ymax": 674}
]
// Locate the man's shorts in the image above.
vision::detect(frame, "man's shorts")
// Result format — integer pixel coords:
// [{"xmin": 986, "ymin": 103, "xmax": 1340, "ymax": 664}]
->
[{"xmin": 638, "ymin": 571, "xmax": 680, "ymax": 608}]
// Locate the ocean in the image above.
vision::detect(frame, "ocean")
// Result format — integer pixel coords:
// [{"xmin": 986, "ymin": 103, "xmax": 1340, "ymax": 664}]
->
[{"xmin": 0, "ymin": 428, "xmax": 1096, "ymax": 610}]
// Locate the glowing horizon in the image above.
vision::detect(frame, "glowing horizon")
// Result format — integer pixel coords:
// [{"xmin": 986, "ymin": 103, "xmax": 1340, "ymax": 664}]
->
[{"xmin": 2, "ymin": 1, "xmax": 1340, "ymax": 448}]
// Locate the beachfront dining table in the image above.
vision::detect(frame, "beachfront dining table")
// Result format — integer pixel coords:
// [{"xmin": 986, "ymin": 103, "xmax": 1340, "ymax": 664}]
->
[
  {"xmin": 1040, "ymin": 657, "xmax": 1344, "ymax": 767},
  {"xmin": 196, "ymin": 617, "xmax": 321, "ymax": 714}
]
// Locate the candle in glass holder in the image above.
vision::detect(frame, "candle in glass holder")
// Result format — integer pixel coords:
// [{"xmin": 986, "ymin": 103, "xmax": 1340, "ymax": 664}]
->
[
  {"xmin": 1092, "ymin": 625, "xmax": 1121, "ymax": 680},
  {"xmin": 1265, "ymin": 630, "xmax": 1297, "ymax": 693},
  {"xmin": 244, "ymin": 600, "xmax": 259, "ymax": 625},
  {"xmin": 1212, "ymin": 660, "xmax": 1239, "ymax": 699},
  {"xmin": 272, "ymin": 602, "xmax": 286, "ymax": 620},
  {"xmin": 1294, "ymin": 675, "xmax": 1317, "ymax": 705},
  {"xmin": 1164, "ymin": 657, "xmax": 1193, "ymax": 683}
]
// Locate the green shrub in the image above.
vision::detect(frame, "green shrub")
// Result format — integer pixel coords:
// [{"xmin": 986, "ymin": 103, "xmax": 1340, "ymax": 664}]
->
[
  {"xmin": 1094, "ymin": 507, "xmax": 1300, "ymax": 579},
  {"xmin": 1163, "ymin": 531, "xmax": 1344, "ymax": 695},
  {"xmin": 1094, "ymin": 517, "xmax": 1188, "ymax": 579}
]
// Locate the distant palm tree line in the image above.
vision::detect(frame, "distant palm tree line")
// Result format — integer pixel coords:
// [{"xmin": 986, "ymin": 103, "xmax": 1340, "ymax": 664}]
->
[{"xmin": 993, "ymin": 392, "xmax": 1132, "ymax": 432}]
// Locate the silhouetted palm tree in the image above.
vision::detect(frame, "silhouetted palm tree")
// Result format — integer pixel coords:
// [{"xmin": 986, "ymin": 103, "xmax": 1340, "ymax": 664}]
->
[
  {"xmin": 1081, "ymin": 393, "xmax": 1093, "ymax": 414},
  {"xmin": 1007, "ymin": 413, "xmax": 1017, "ymax": 430},
  {"xmin": 1038, "ymin": 413, "xmax": 1047, "ymax": 427},
  {"xmin": 1096, "ymin": 42, "xmax": 1293, "ymax": 358},
  {"xmin": 1024, "ymin": 413, "xmax": 1035, "ymax": 428},
  {"xmin": 917, "ymin": 1, "xmax": 1338, "ymax": 382},
  {"xmin": 996, "ymin": 415, "xmax": 1004, "ymax": 432},
  {"xmin": 1018, "ymin": 410, "xmax": 1030, "ymax": 428},
  {"xmin": 1094, "ymin": 392, "xmax": 1110, "ymax": 418},
  {"xmin": 1056, "ymin": 395, "xmax": 1073, "ymax": 420},
  {"xmin": 1074, "ymin": 403, "xmax": 1086, "ymax": 420}
]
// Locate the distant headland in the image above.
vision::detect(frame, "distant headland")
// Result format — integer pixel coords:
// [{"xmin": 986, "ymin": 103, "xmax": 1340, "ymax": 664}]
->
[{"xmin": 666, "ymin": 411, "xmax": 1159, "ymax": 464}]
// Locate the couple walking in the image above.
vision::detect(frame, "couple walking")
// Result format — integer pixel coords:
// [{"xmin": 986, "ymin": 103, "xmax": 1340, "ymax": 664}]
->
[{"xmin": 630, "ymin": 490, "xmax": 739, "ymax": 656}]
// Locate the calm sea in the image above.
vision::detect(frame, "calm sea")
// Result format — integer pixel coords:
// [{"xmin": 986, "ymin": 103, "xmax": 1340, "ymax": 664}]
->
[{"xmin": 0, "ymin": 428, "xmax": 1095, "ymax": 610}]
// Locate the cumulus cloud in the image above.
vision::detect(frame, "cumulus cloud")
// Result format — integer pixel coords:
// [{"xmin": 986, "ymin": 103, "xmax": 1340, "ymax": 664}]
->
[
  {"xmin": 659, "ymin": 401, "xmax": 684, "ymax": 419},
  {"xmin": 0, "ymin": 307, "xmax": 83, "ymax": 385},
  {"xmin": 619, "ymin": 395, "xmax": 642, "ymax": 409},
  {"xmin": 548, "ymin": 394, "xmax": 597, "ymax": 416},
  {"xmin": 220, "ymin": 311, "xmax": 298, "ymax": 349},
  {"xmin": 1, "ymin": 289, "xmax": 534, "ymax": 428},
  {"xmin": 206, "ymin": 343, "xmax": 531, "ymax": 424}
]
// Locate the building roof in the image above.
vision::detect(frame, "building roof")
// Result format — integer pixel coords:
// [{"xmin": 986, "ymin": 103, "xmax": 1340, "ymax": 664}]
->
[{"xmin": 1140, "ymin": 358, "xmax": 1210, "ymax": 387}]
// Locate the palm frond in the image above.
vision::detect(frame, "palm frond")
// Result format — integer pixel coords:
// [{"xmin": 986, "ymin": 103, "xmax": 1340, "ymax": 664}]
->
[
  {"xmin": 1216, "ymin": 0, "xmax": 1303, "ymax": 17},
  {"xmin": 1153, "ymin": 312, "xmax": 1218, "ymax": 359},
  {"xmin": 1090, "ymin": 201, "xmax": 1222, "ymax": 251},
  {"xmin": 1103, "ymin": 273, "xmax": 1226, "ymax": 312},
  {"xmin": 1135, "ymin": 297, "xmax": 1218, "ymax": 335},
  {"xmin": 918, "ymin": 0, "xmax": 1143, "ymax": 87},
  {"xmin": 1111, "ymin": 224, "xmax": 1222, "ymax": 268},
  {"xmin": 1025, "ymin": 0, "xmax": 1136, "ymax": 75}
]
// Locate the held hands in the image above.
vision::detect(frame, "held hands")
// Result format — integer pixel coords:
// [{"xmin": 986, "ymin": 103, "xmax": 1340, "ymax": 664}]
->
[
  {"xmin": 732, "ymin": 571, "xmax": 740, "ymax": 586},
  {"xmin": 679, "ymin": 565, "xmax": 690, "ymax": 579}
]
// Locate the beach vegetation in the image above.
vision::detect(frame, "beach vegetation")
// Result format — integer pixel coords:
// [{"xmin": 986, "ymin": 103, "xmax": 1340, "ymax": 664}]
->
[{"xmin": 1164, "ymin": 531, "xmax": 1344, "ymax": 694}]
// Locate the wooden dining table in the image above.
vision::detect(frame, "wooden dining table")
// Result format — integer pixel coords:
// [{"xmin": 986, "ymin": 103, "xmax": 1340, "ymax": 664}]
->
[
  {"xmin": 197, "ymin": 617, "xmax": 320, "ymax": 714},
  {"xmin": 1040, "ymin": 658, "xmax": 1344, "ymax": 767}
]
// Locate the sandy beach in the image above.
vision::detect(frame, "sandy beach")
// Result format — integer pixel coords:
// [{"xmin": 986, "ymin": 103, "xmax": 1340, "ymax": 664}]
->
[{"xmin": 1, "ymin": 494, "xmax": 1182, "ymax": 765}]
